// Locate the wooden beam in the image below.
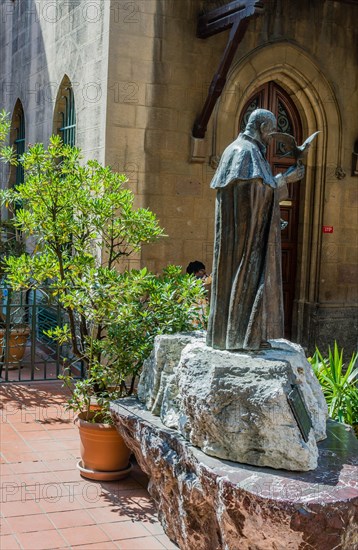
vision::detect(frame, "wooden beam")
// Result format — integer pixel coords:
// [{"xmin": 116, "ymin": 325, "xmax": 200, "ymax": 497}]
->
[
  {"xmin": 197, "ymin": 0, "xmax": 264, "ymax": 38},
  {"xmin": 193, "ymin": 0, "xmax": 265, "ymax": 139}
]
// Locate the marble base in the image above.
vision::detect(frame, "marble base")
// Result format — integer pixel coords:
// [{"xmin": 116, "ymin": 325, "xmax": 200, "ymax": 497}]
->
[{"xmin": 111, "ymin": 398, "xmax": 358, "ymax": 550}]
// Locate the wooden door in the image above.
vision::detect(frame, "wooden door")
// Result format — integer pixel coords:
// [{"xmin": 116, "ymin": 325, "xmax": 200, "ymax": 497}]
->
[{"xmin": 239, "ymin": 82, "xmax": 302, "ymax": 338}]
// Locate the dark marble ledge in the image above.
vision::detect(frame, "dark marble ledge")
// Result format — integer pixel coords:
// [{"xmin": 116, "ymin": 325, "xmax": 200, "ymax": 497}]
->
[{"xmin": 111, "ymin": 398, "xmax": 358, "ymax": 506}]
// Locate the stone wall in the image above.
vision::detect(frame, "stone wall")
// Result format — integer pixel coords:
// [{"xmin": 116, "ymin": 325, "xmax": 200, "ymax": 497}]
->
[
  {"xmin": 105, "ymin": 0, "xmax": 357, "ymax": 352},
  {"xmin": 105, "ymin": 0, "xmax": 226, "ymax": 272},
  {"xmin": 1, "ymin": 0, "xmax": 356, "ymax": 352},
  {"xmin": 0, "ymin": 0, "xmax": 110, "ymax": 161}
]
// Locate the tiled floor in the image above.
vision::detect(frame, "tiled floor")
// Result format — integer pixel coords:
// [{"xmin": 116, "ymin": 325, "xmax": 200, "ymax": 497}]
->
[{"xmin": 0, "ymin": 381, "xmax": 178, "ymax": 550}]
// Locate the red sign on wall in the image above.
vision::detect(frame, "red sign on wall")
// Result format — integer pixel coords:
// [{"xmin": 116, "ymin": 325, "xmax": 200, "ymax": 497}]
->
[{"xmin": 322, "ymin": 226, "xmax": 334, "ymax": 233}]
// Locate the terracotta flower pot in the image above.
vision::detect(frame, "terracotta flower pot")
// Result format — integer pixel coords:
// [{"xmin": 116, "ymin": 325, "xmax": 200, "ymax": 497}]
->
[
  {"xmin": 75, "ymin": 412, "xmax": 132, "ymax": 480},
  {"xmin": 0, "ymin": 325, "xmax": 30, "ymax": 367}
]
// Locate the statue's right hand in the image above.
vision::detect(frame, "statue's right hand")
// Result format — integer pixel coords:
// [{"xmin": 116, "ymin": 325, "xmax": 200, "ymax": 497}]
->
[{"xmin": 283, "ymin": 163, "xmax": 305, "ymax": 184}]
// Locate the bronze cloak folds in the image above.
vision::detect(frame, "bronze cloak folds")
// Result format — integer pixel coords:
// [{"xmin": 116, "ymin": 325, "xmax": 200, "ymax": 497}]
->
[{"xmin": 206, "ymin": 134, "xmax": 288, "ymax": 350}]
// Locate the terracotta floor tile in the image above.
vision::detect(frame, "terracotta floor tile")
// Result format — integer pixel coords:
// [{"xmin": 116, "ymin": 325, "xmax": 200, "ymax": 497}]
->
[
  {"xmin": 143, "ymin": 521, "xmax": 169, "ymax": 536},
  {"xmin": 0, "ymin": 534, "xmax": 22, "ymax": 549},
  {"xmin": 10, "ymin": 460, "xmax": 50, "ymax": 474},
  {"xmin": 51, "ymin": 468, "xmax": 83, "ymax": 483},
  {"xmin": 61, "ymin": 479, "xmax": 94, "ymax": 497},
  {"xmin": 40, "ymin": 419, "xmax": 74, "ymax": 430},
  {"xmin": 8, "ymin": 421, "xmax": 48, "ymax": 432},
  {"xmin": 0, "ymin": 516, "xmax": 12, "ymax": 535},
  {"xmin": 101, "ymin": 520, "xmax": 150, "ymax": 541},
  {"xmin": 20, "ymin": 430, "xmax": 54, "ymax": 441},
  {"xmin": 3, "ymin": 416, "xmax": 31, "ymax": 426},
  {"xmin": 84, "ymin": 491, "xmax": 152, "ymax": 519},
  {"xmin": 71, "ymin": 543, "xmax": 117, "ymax": 549},
  {"xmin": 35, "ymin": 450, "xmax": 78, "ymax": 462},
  {"xmin": 59, "ymin": 524, "xmax": 110, "ymax": 546},
  {"xmin": 0, "ymin": 473, "xmax": 22, "ymax": 485},
  {"xmin": 99, "ymin": 478, "xmax": 144, "ymax": 492},
  {"xmin": 25, "ymin": 439, "xmax": 67, "ymax": 452},
  {"xmin": 0, "ymin": 481, "xmax": 30, "ymax": 503},
  {"xmin": 15, "ymin": 528, "xmax": 68, "ymax": 549},
  {"xmin": 2, "ymin": 382, "xmax": 165, "ymax": 550},
  {"xmin": 86, "ymin": 505, "xmax": 134, "ymax": 524},
  {"xmin": 74, "ymin": 492, "xmax": 115, "ymax": 509},
  {"xmin": 1, "ymin": 450, "xmax": 41, "ymax": 463},
  {"xmin": 38, "ymin": 494, "xmax": 84, "ymax": 513},
  {"xmin": 59, "ymin": 439, "xmax": 81, "ymax": 450},
  {"xmin": 43, "ymin": 458, "xmax": 78, "ymax": 471},
  {"xmin": 0, "ymin": 426, "xmax": 20, "ymax": 440},
  {"xmin": 153, "ymin": 534, "xmax": 179, "ymax": 549},
  {"xmin": 126, "ymin": 487, "xmax": 155, "ymax": 497},
  {"xmin": 0, "ymin": 498, "xmax": 43, "ymax": 517},
  {"xmin": 6, "ymin": 512, "xmax": 54, "ymax": 533},
  {"xmin": 18, "ymin": 482, "xmax": 79, "ymax": 505},
  {"xmin": 47, "ymin": 509, "xmax": 95, "ymax": 529},
  {"xmin": 116, "ymin": 535, "xmax": 166, "ymax": 549},
  {"xmin": 18, "ymin": 471, "xmax": 63, "ymax": 486},
  {"xmin": 0, "ymin": 441, "xmax": 32, "ymax": 453},
  {"xmin": 83, "ymin": 487, "xmax": 143, "ymax": 517},
  {"xmin": 11, "ymin": 411, "xmax": 44, "ymax": 425},
  {"xmin": 47, "ymin": 429, "xmax": 78, "ymax": 440}
]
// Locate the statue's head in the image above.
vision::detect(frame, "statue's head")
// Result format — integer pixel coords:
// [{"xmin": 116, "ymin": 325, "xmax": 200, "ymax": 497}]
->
[{"xmin": 244, "ymin": 109, "xmax": 277, "ymax": 146}]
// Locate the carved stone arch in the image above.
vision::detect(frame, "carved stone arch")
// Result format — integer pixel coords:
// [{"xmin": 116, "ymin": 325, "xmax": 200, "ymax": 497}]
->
[{"xmin": 211, "ymin": 42, "xmax": 342, "ymax": 345}]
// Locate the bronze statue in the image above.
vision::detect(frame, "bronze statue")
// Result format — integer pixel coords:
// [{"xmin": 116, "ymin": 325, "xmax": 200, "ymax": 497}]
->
[{"xmin": 207, "ymin": 108, "xmax": 316, "ymax": 351}]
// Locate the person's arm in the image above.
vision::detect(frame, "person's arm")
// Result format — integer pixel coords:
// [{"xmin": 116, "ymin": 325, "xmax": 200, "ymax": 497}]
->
[{"xmin": 275, "ymin": 164, "xmax": 305, "ymax": 200}]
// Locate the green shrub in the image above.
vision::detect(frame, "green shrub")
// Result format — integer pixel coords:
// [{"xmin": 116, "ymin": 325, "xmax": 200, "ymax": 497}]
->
[
  {"xmin": 308, "ymin": 342, "xmax": 358, "ymax": 430},
  {"xmin": 0, "ymin": 120, "xmax": 207, "ymax": 421}
]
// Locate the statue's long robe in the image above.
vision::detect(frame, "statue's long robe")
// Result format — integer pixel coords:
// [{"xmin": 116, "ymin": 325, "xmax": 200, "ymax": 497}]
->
[{"xmin": 206, "ymin": 134, "xmax": 288, "ymax": 350}]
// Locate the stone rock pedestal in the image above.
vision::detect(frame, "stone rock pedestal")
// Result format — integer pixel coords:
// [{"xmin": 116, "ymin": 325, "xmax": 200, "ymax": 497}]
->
[
  {"xmin": 138, "ymin": 334, "xmax": 327, "ymax": 471},
  {"xmin": 111, "ymin": 399, "xmax": 358, "ymax": 550}
]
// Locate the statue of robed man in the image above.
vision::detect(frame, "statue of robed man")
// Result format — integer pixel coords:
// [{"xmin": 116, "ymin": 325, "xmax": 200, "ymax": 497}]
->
[{"xmin": 206, "ymin": 108, "xmax": 306, "ymax": 351}]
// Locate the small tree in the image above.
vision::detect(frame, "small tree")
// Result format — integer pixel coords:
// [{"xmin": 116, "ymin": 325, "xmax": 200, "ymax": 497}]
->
[{"xmin": 0, "ymin": 127, "xmax": 207, "ymax": 416}]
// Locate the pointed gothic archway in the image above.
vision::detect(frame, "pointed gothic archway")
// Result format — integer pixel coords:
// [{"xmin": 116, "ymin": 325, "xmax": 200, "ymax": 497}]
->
[{"xmin": 211, "ymin": 42, "xmax": 342, "ymax": 348}]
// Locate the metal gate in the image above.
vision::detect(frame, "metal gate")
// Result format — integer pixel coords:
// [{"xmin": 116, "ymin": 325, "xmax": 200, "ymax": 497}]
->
[{"xmin": 0, "ymin": 286, "xmax": 83, "ymax": 382}]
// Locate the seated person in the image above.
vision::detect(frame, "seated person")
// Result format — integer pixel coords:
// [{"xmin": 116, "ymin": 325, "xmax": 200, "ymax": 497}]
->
[
  {"xmin": 186, "ymin": 260, "xmax": 207, "ymax": 279},
  {"xmin": 186, "ymin": 261, "xmax": 212, "ymax": 329},
  {"xmin": 186, "ymin": 261, "xmax": 212, "ymax": 288}
]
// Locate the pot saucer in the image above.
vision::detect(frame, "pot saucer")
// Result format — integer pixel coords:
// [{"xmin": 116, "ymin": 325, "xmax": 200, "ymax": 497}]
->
[{"xmin": 77, "ymin": 460, "xmax": 132, "ymax": 481}]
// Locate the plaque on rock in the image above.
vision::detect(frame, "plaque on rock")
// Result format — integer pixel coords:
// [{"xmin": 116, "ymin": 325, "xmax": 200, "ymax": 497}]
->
[{"xmin": 287, "ymin": 384, "xmax": 313, "ymax": 442}]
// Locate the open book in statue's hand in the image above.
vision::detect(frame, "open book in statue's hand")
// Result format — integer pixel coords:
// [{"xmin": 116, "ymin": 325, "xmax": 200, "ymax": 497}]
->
[{"xmin": 270, "ymin": 130, "xmax": 320, "ymax": 161}]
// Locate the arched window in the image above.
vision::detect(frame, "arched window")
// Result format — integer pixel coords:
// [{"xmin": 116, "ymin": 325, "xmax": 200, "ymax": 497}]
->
[
  {"xmin": 10, "ymin": 99, "xmax": 25, "ymax": 187},
  {"xmin": 53, "ymin": 76, "xmax": 76, "ymax": 146}
]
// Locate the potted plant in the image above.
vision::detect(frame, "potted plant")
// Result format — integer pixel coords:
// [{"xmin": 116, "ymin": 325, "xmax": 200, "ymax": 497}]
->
[
  {"xmin": 0, "ymin": 126, "xmax": 207, "ymax": 478},
  {"xmin": 61, "ymin": 371, "xmax": 133, "ymax": 480},
  {"xmin": 0, "ymin": 221, "xmax": 30, "ymax": 368}
]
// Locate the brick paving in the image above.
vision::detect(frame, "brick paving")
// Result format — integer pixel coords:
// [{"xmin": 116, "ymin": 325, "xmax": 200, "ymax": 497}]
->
[{"xmin": 0, "ymin": 381, "xmax": 178, "ymax": 550}]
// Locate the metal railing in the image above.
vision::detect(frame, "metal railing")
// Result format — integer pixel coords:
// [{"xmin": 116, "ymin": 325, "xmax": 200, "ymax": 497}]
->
[{"xmin": 0, "ymin": 285, "xmax": 83, "ymax": 382}]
